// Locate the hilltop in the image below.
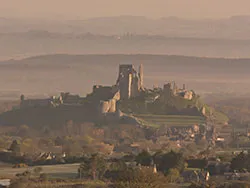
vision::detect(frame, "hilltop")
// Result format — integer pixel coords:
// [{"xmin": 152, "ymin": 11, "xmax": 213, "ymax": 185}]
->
[{"xmin": 0, "ymin": 62, "xmax": 229, "ymax": 130}]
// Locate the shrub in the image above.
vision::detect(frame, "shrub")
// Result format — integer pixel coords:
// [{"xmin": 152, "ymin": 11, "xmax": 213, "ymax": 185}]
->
[
  {"xmin": 114, "ymin": 167, "xmax": 168, "ymax": 188},
  {"xmin": 33, "ymin": 166, "xmax": 43, "ymax": 176},
  {"xmin": 40, "ymin": 173, "xmax": 49, "ymax": 181},
  {"xmin": 9, "ymin": 181, "xmax": 27, "ymax": 188}
]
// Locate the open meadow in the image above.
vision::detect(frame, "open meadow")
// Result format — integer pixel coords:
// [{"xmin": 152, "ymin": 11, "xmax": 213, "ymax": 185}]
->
[{"xmin": 0, "ymin": 163, "xmax": 79, "ymax": 179}]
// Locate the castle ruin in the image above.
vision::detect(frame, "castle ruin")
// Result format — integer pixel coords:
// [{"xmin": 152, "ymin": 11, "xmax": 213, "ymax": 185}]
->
[
  {"xmin": 163, "ymin": 81, "xmax": 194, "ymax": 101},
  {"xmin": 19, "ymin": 64, "xmax": 200, "ymax": 121},
  {"xmin": 116, "ymin": 64, "xmax": 144, "ymax": 99}
]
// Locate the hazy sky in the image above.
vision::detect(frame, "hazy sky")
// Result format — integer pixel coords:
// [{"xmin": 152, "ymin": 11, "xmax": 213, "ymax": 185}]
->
[{"xmin": 1, "ymin": 0, "xmax": 250, "ymax": 20}]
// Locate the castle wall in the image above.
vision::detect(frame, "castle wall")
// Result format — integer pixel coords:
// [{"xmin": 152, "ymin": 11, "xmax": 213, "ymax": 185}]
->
[
  {"xmin": 131, "ymin": 76, "xmax": 140, "ymax": 97},
  {"xmin": 98, "ymin": 99, "xmax": 117, "ymax": 114},
  {"xmin": 99, "ymin": 101, "xmax": 110, "ymax": 114},
  {"xmin": 20, "ymin": 98, "xmax": 52, "ymax": 108},
  {"xmin": 128, "ymin": 73, "xmax": 132, "ymax": 99},
  {"xmin": 183, "ymin": 91, "xmax": 193, "ymax": 100},
  {"xmin": 112, "ymin": 90, "xmax": 120, "ymax": 101},
  {"xmin": 109, "ymin": 99, "xmax": 117, "ymax": 113}
]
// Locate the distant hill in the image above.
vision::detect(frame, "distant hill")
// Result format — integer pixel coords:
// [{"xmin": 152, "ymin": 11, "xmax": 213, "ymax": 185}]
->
[
  {"xmin": 1, "ymin": 54, "xmax": 250, "ymax": 99},
  {"xmin": 3, "ymin": 15, "xmax": 250, "ymax": 59},
  {"xmin": 2, "ymin": 15, "xmax": 250, "ymax": 39},
  {"xmin": 2, "ymin": 32, "xmax": 250, "ymax": 59}
]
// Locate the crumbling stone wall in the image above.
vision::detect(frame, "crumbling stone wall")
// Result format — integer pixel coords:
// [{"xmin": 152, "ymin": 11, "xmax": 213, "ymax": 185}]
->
[
  {"xmin": 99, "ymin": 99, "xmax": 117, "ymax": 114},
  {"xmin": 99, "ymin": 101, "xmax": 111, "ymax": 114},
  {"xmin": 109, "ymin": 99, "xmax": 117, "ymax": 113},
  {"xmin": 97, "ymin": 89, "xmax": 120, "ymax": 115},
  {"xmin": 183, "ymin": 91, "xmax": 193, "ymax": 100}
]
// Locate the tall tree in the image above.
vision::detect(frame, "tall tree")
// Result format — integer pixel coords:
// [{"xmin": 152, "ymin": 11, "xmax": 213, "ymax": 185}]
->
[
  {"xmin": 114, "ymin": 167, "xmax": 168, "ymax": 188},
  {"xmin": 136, "ymin": 150, "xmax": 152, "ymax": 166},
  {"xmin": 78, "ymin": 153, "xmax": 107, "ymax": 180},
  {"xmin": 153, "ymin": 150, "xmax": 185, "ymax": 174},
  {"xmin": 231, "ymin": 151, "xmax": 250, "ymax": 171}
]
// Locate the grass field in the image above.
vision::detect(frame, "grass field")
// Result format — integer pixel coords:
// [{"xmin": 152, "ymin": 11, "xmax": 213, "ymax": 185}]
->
[
  {"xmin": 0, "ymin": 163, "xmax": 79, "ymax": 179},
  {"xmin": 0, "ymin": 163, "xmax": 192, "ymax": 187},
  {"xmin": 134, "ymin": 114, "xmax": 206, "ymax": 128}
]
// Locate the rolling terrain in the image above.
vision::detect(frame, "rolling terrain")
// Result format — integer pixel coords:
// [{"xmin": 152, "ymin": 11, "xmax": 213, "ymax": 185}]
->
[
  {"xmin": 0, "ymin": 54, "xmax": 250, "ymax": 101},
  {"xmin": 2, "ymin": 16, "xmax": 250, "ymax": 39},
  {"xmin": 2, "ymin": 16, "xmax": 250, "ymax": 59}
]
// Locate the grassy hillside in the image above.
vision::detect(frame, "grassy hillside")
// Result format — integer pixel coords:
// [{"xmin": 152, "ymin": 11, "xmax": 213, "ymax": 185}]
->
[
  {"xmin": 0, "ymin": 105, "xmax": 97, "ymax": 128},
  {"xmin": 205, "ymin": 96, "xmax": 250, "ymax": 126},
  {"xmin": 134, "ymin": 114, "xmax": 206, "ymax": 128}
]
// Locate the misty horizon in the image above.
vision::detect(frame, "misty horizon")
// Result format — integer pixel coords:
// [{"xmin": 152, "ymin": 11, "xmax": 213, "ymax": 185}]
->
[
  {"xmin": 2, "ymin": 0, "xmax": 250, "ymax": 20},
  {"xmin": 2, "ymin": 14, "xmax": 250, "ymax": 22}
]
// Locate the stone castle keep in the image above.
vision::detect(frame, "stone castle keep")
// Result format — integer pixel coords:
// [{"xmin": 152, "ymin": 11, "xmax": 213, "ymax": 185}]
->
[
  {"xmin": 116, "ymin": 64, "xmax": 144, "ymax": 99},
  {"xmin": 95, "ymin": 64, "xmax": 145, "ymax": 118}
]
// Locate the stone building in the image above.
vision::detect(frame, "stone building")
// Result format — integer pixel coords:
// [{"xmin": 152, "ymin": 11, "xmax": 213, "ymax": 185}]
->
[
  {"xmin": 116, "ymin": 64, "xmax": 144, "ymax": 99},
  {"xmin": 91, "ymin": 85, "xmax": 121, "ymax": 117},
  {"xmin": 163, "ymin": 83, "xmax": 174, "ymax": 102},
  {"xmin": 162, "ymin": 82, "xmax": 194, "ymax": 101}
]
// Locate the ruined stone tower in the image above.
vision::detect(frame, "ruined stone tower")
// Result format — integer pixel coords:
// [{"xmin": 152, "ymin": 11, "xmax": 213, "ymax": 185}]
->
[
  {"xmin": 116, "ymin": 64, "xmax": 144, "ymax": 99},
  {"xmin": 138, "ymin": 64, "xmax": 144, "ymax": 90}
]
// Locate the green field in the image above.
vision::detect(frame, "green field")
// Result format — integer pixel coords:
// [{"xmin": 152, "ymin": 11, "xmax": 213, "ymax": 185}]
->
[
  {"xmin": 0, "ymin": 163, "xmax": 79, "ymax": 179},
  {"xmin": 134, "ymin": 114, "xmax": 206, "ymax": 128}
]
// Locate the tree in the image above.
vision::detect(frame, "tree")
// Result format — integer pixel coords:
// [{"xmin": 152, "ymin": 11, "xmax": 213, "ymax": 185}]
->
[
  {"xmin": 104, "ymin": 160, "xmax": 128, "ymax": 181},
  {"xmin": 9, "ymin": 140, "xmax": 21, "ymax": 153},
  {"xmin": 166, "ymin": 168, "xmax": 180, "ymax": 183},
  {"xmin": 33, "ymin": 167, "xmax": 43, "ymax": 176},
  {"xmin": 114, "ymin": 167, "xmax": 168, "ymax": 188},
  {"xmin": 135, "ymin": 150, "xmax": 152, "ymax": 166},
  {"xmin": 15, "ymin": 170, "xmax": 31, "ymax": 184},
  {"xmin": 78, "ymin": 153, "xmax": 107, "ymax": 180},
  {"xmin": 231, "ymin": 152, "xmax": 250, "ymax": 171},
  {"xmin": 153, "ymin": 150, "xmax": 185, "ymax": 174},
  {"xmin": 109, "ymin": 160, "xmax": 127, "ymax": 171},
  {"xmin": 187, "ymin": 158, "xmax": 207, "ymax": 169},
  {"xmin": 9, "ymin": 181, "xmax": 26, "ymax": 188},
  {"xmin": 39, "ymin": 173, "xmax": 48, "ymax": 181}
]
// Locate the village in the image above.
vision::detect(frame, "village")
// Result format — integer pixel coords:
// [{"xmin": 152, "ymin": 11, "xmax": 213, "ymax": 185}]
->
[{"xmin": 0, "ymin": 64, "xmax": 247, "ymax": 187}]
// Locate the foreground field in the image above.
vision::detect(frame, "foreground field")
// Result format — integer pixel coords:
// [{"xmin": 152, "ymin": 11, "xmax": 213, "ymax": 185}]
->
[
  {"xmin": 0, "ymin": 163, "xmax": 79, "ymax": 178},
  {"xmin": 134, "ymin": 114, "xmax": 206, "ymax": 128}
]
